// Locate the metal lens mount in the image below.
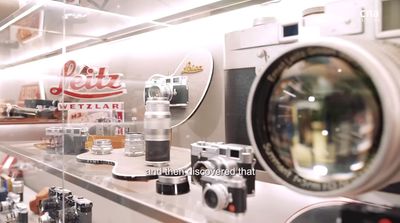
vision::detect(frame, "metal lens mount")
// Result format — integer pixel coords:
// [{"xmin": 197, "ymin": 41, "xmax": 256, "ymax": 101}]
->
[{"xmin": 247, "ymin": 39, "xmax": 400, "ymax": 196}]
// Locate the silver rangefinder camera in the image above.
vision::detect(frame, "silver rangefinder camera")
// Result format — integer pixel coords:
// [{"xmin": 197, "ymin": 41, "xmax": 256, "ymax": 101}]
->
[
  {"xmin": 191, "ymin": 141, "xmax": 256, "ymax": 194},
  {"xmin": 225, "ymin": 0, "xmax": 400, "ymax": 200},
  {"xmin": 144, "ymin": 75, "xmax": 189, "ymax": 107}
]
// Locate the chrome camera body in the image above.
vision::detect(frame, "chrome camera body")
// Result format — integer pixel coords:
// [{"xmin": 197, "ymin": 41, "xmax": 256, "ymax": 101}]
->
[
  {"xmin": 191, "ymin": 141, "xmax": 256, "ymax": 194},
  {"xmin": 144, "ymin": 75, "xmax": 189, "ymax": 107},
  {"xmin": 225, "ymin": 0, "xmax": 400, "ymax": 200}
]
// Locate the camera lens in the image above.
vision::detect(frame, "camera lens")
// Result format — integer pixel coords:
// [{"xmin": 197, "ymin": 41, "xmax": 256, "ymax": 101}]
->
[
  {"xmin": 247, "ymin": 43, "xmax": 400, "ymax": 196},
  {"xmin": 202, "ymin": 184, "xmax": 229, "ymax": 210},
  {"xmin": 192, "ymin": 157, "xmax": 238, "ymax": 184},
  {"xmin": 268, "ymin": 55, "xmax": 381, "ymax": 182},
  {"xmin": 91, "ymin": 139, "xmax": 113, "ymax": 155},
  {"xmin": 192, "ymin": 161, "xmax": 212, "ymax": 184},
  {"xmin": 144, "ymin": 97, "xmax": 171, "ymax": 166},
  {"xmin": 204, "ymin": 190, "xmax": 218, "ymax": 208},
  {"xmin": 148, "ymin": 85, "xmax": 172, "ymax": 101},
  {"xmin": 124, "ymin": 132, "xmax": 144, "ymax": 157}
]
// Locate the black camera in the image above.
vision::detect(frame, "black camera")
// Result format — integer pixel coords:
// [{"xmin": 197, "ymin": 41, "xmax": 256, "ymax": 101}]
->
[
  {"xmin": 0, "ymin": 196, "xmax": 28, "ymax": 223},
  {"xmin": 144, "ymin": 75, "xmax": 189, "ymax": 107},
  {"xmin": 191, "ymin": 141, "xmax": 256, "ymax": 194},
  {"xmin": 39, "ymin": 187, "xmax": 72, "ymax": 223},
  {"xmin": 200, "ymin": 175, "xmax": 247, "ymax": 214},
  {"xmin": 64, "ymin": 195, "xmax": 93, "ymax": 223}
]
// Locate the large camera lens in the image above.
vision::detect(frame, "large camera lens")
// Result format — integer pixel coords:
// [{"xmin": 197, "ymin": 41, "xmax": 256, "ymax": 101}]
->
[
  {"xmin": 248, "ymin": 41, "xmax": 400, "ymax": 196},
  {"xmin": 268, "ymin": 55, "xmax": 381, "ymax": 182}
]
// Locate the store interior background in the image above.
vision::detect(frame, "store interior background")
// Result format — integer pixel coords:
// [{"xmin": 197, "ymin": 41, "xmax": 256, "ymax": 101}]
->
[
  {"xmin": 1, "ymin": 0, "xmax": 385, "ymax": 222},
  {"xmin": 0, "ymin": 0, "xmax": 334, "ymax": 147}
]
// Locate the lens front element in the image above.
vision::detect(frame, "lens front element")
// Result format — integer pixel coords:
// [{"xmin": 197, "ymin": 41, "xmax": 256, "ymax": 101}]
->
[
  {"xmin": 268, "ymin": 55, "xmax": 381, "ymax": 182},
  {"xmin": 250, "ymin": 46, "xmax": 383, "ymax": 193}
]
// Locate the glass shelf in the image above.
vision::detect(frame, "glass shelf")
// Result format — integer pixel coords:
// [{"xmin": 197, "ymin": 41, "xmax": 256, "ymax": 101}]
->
[
  {"xmin": 0, "ymin": 0, "xmax": 167, "ymax": 68},
  {"xmin": 0, "ymin": 140, "xmax": 335, "ymax": 223}
]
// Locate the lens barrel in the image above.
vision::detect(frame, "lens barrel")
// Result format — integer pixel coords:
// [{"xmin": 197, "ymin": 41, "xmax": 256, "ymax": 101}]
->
[{"xmin": 144, "ymin": 97, "xmax": 171, "ymax": 166}]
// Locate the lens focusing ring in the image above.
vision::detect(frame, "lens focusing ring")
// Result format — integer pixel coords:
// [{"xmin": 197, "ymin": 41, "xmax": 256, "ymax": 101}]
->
[{"xmin": 156, "ymin": 173, "xmax": 190, "ymax": 195}]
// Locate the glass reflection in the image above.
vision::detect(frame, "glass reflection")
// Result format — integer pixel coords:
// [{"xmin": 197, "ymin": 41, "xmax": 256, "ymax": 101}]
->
[{"xmin": 267, "ymin": 56, "xmax": 381, "ymax": 182}]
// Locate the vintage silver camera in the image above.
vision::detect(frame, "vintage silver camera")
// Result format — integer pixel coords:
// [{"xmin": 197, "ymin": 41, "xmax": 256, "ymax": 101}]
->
[
  {"xmin": 225, "ymin": 0, "xmax": 400, "ymax": 199},
  {"xmin": 191, "ymin": 141, "xmax": 256, "ymax": 194},
  {"xmin": 144, "ymin": 75, "xmax": 189, "ymax": 107},
  {"xmin": 45, "ymin": 127, "xmax": 88, "ymax": 155},
  {"xmin": 200, "ymin": 174, "xmax": 247, "ymax": 214}
]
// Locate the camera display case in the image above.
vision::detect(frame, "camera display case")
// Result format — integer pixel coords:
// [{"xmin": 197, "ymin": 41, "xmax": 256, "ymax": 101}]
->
[{"xmin": 1, "ymin": 0, "xmax": 399, "ymax": 222}]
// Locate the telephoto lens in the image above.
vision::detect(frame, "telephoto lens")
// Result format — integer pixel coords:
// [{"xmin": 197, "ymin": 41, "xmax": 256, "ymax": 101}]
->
[{"xmin": 144, "ymin": 97, "xmax": 171, "ymax": 167}]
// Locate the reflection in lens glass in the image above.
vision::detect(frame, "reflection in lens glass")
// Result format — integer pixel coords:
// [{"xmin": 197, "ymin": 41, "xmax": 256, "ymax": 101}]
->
[{"xmin": 267, "ymin": 56, "xmax": 381, "ymax": 183}]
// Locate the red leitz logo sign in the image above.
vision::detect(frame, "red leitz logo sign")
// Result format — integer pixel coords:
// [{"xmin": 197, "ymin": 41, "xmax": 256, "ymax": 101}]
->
[{"xmin": 50, "ymin": 60, "xmax": 127, "ymax": 99}]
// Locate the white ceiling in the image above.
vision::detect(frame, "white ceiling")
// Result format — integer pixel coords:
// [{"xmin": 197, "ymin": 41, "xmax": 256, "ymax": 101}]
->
[{"xmin": 0, "ymin": 0, "xmax": 221, "ymax": 23}]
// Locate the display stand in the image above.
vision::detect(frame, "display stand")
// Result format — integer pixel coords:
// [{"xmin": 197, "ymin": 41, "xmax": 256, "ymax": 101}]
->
[{"xmin": 76, "ymin": 147, "xmax": 191, "ymax": 180}]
